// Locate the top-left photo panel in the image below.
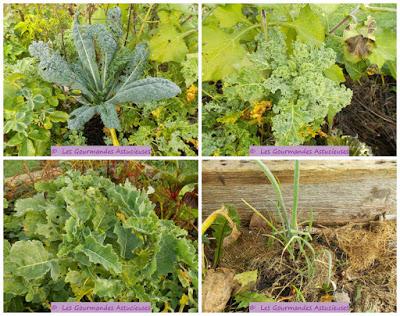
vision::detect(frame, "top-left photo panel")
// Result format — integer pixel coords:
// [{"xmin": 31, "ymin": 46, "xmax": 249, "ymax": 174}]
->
[{"xmin": 4, "ymin": 3, "xmax": 199, "ymax": 157}]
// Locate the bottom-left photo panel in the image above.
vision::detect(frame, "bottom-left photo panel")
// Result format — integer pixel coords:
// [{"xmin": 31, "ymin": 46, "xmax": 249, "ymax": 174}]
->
[{"xmin": 3, "ymin": 160, "xmax": 198, "ymax": 312}]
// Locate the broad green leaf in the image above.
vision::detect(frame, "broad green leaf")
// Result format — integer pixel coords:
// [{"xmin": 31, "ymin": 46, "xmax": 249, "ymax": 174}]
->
[
  {"xmin": 9, "ymin": 240, "xmax": 52, "ymax": 279},
  {"xmin": 149, "ymin": 25, "xmax": 188, "ymax": 63},
  {"xmin": 14, "ymin": 194, "xmax": 46, "ymax": 216},
  {"xmin": 385, "ymin": 60, "xmax": 396, "ymax": 79},
  {"xmin": 233, "ymin": 270, "xmax": 258, "ymax": 294},
  {"xmin": 368, "ymin": 29, "xmax": 396, "ymax": 68},
  {"xmin": 78, "ymin": 235, "xmax": 122, "ymax": 274},
  {"xmin": 156, "ymin": 231, "xmax": 178, "ymax": 275},
  {"xmin": 28, "ymin": 128, "xmax": 50, "ymax": 142},
  {"xmin": 18, "ymin": 138, "xmax": 36, "ymax": 156},
  {"xmin": 312, "ymin": 4, "xmax": 339, "ymax": 16},
  {"xmin": 61, "ymin": 188, "xmax": 92, "ymax": 222},
  {"xmin": 324, "ymin": 64, "xmax": 346, "ymax": 83},
  {"xmin": 176, "ymin": 238, "xmax": 197, "ymax": 269},
  {"xmin": 345, "ymin": 61, "xmax": 368, "ymax": 80},
  {"xmin": 6, "ymin": 133, "xmax": 24, "ymax": 147},
  {"xmin": 213, "ymin": 4, "xmax": 247, "ymax": 28},
  {"xmin": 49, "ymin": 111, "xmax": 69, "ymax": 122},
  {"xmin": 202, "ymin": 26, "xmax": 247, "ymax": 81},
  {"xmin": 94, "ymin": 278, "xmax": 123, "ymax": 298},
  {"xmin": 285, "ymin": 5, "xmax": 325, "ymax": 46},
  {"xmin": 114, "ymin": 222, "xmax": 142, "ymax": 259}
]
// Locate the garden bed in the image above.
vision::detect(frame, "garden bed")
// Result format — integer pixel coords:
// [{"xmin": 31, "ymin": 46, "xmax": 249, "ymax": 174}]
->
[
  {"xmin": 202, "ymin": 160, "xmax": 397, "ymax": 312},
  {"xmin": 4, "ymin": 4, "xmax": 198, "ymax": 156},
  {"xmin": 4, "ymin": 160, "xmax": 198, "ymax": 312}
]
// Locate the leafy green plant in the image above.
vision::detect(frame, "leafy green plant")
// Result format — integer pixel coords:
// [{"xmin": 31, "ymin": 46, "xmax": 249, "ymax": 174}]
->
[
  {"xmin": 4, "ymin": 171, "xmax": 197, "ymax": 312},
  {"xmin": 4, "ymin": 4, "xmax": 198, "ymax": 155},
  {"xmin": 29, "ymin": 7, "xmax": 181, "ymax": 145},
  {"xmin": 233, "ymin": 291, "xmax": 274, "ymax": 310},
  {"xmin": 4, "ymin": 69, "xmax": 69, "ymax": 156},
  {"xmin": 202, "ymin": 4, "xmax": 396, "ymax": 155},
  {"xmin": 202, "ymin": 206, "xmax": 241, "ymax": 269},
  {"xmin": 227, "ymin": 28, "xmax": 353, "ymax": 145},
  {"xmin": 325, "ymin": 4, "xmax": 396, "ymax": 80},
  {"xmin": 243, "ymin": 160, "xmax": 315, "ymax": 274}
]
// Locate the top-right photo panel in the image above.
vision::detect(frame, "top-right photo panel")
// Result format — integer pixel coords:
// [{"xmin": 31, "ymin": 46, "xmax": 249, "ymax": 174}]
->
[{"xmin": 202, "ymin": 4, "xmax": 397, "ymax": 156}]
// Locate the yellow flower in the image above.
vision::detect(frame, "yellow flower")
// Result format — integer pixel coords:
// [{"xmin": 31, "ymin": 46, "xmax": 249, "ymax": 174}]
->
[
  {"xmin": 250, "ymin": 100, "xmax": 272, "ymax": 124},
  {"xmin": 151, "ymin": 107, "xmax": 162, "ymax": 119},
  {"xmin": 186, "ymin": 84, "xmax": 198, "ymax": 102},
  {"xmin": 116, "ymin": 211, "xmax": 127, "ymax": 222}
]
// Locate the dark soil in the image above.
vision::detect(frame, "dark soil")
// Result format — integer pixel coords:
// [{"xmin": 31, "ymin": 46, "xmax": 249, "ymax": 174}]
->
[
  {"xmin": 83, "ymin": 115, "xmax": 106, "ymax": 145},
  {"xmin": 334, "ymin": 75, "xmax": 396, "ymax": 156}
]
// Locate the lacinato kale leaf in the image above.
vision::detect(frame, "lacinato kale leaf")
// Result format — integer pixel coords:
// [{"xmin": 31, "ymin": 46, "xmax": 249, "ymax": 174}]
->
[{"xmin": 28, "ymin": 7, "xmax": 181, "ymax": 131}]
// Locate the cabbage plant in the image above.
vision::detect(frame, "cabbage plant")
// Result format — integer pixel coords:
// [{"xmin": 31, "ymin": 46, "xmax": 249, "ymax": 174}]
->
[{"xmin": 29, "ymin": 8, "xmax": 181, "ymax": 145}]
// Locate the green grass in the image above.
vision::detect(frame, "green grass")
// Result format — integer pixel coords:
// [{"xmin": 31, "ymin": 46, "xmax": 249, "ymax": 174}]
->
[{"xmin": 4, "ymin": 161, "xmax": 42, "ymax": 178}]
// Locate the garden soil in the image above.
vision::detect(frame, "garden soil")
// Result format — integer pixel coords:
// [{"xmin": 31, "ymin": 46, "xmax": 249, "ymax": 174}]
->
[
  {"xmin": 204, "ymin": 221, "xmax": 396, "ymax": 312},
  {"xmin": 334, "ymin": 75, "xmax": 396, "ymax": 156}
]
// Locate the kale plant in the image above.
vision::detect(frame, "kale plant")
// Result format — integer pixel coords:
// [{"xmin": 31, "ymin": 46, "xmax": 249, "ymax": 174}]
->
[
  {"xmin": 226, "ymin": 28, "xmax": 353, "ymax": 146},
  {"xmin": 28, "ymin": 8, "xmax": 181, "ymax": 143},
  {"xmin": 4, "ymin": 171, "xmax": 197, "ymax": 312}
]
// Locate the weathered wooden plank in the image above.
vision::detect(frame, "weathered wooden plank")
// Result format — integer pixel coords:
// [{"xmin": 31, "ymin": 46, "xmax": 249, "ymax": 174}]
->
[{"xmin": 202, "ymin": 160, "xmax": 396, "ymax": 225}]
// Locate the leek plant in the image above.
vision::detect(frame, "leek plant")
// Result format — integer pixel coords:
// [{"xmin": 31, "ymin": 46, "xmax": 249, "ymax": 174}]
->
[{"xmin": 243, "ymin": 160, "xmax": 315, "ymax": 276}]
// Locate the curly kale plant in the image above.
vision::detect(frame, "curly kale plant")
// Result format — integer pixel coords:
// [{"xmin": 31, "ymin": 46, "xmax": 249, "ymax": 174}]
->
[
  {"xmin": 28, "ymin": 8, "xmax": 180, "ymax": 137},
  {"xmin": 257, "ymin": 29, "xmax": 353, "ymax": 145},
  {"xmin": 214, "ymin": 28, "xmax": 353, "ymax": 149},
  {"xmin": 4, "ymin": 171, "xmax": 197, "ymax": 312}
]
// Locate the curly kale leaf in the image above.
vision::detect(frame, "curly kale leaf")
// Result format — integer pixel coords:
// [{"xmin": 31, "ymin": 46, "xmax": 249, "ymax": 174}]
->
[
  {"xmin": 261, "ymin": 29, "xmax": 353, "ymax": 145},
  {"xmin": 29, "ymin": 7, "xmax": 181, "ymax": 131}
]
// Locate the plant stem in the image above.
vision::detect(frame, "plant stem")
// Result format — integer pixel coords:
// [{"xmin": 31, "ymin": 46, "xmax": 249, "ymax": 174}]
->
[
  {"xmin": 124, "ymin": 4, "xmax": 133, "ymax": 46},
  {"xmin": 137, "ymin": 4, "xmax": 154, "ymax": 41},
  {"xmin": 233, "ymin": 24, "xmax": 261, "ymax": 41},
  {"xmin": 256, "ymin": 160, "xmax": 290, "ymax": 232},
  {"xmin": 109, "ymin": 128, "xmax": 120, "ymax": 146},
  {"xmin": 261, "ymin": 9, "xmax": 268, "ymax": 41},
  {"xmin": 328, "ymin": 5, "xmax": 360, "ymax": 34},
  {"xmin": 291, "ymin": 160, "xmax": 300, "ymax": 230},
  {"xmin": 361, "ymin": 4, "xmax": 396, "ymax": 13}
]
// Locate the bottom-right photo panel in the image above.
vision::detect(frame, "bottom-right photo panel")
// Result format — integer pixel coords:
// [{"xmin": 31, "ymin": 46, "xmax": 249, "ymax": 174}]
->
[{"xmin": 202, "ymin": 159, "xmax": 396, "ymax": 313}]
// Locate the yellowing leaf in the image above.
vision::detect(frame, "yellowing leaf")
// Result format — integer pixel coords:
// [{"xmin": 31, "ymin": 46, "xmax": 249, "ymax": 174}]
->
[
  {"xmin": 217, "ymin": 111, "xmax": 243, "ymax": 125},
  {"xmin": 369, "ymin": 29, "xmax": 396, "ymax": 68},
  {"xmin": 233, "ymin": 270, "xmax": 258, "ymax": 294},
  {"xmin": 202, "ymin": 26, "xmax": 246, "ymax": 81},
  {"xmin": 213, "ymin": 4, "xmax": 247, "ymax": 28},
  {"xmin": 250, "ymin": 101, "xmax": 272, "ymax": 124},
  {"xmin": 149, "ymin": 25, "xmax": 188, "ymax": 63},
  {"xmin": 285, "ymin": 5, "xmax": 325, "ymax": 46}
]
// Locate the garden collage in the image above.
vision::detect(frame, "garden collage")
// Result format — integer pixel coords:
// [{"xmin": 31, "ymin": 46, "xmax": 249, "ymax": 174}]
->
[{"xmin": 1, "ymin": 1, "xmax": 398, "ymax": 314}]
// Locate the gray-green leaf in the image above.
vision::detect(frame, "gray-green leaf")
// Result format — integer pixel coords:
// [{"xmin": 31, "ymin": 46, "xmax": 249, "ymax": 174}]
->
[
  {"xmin": 9, "ymin": 240, "xmax": 52, "ymax": 279},
  {"xmin": 110, "ymin": 77, "xmax": 181, "ymax": 104},
  {"xmin": 77, "ymin": 235, "xmax": 122, "ymax": 273}
]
